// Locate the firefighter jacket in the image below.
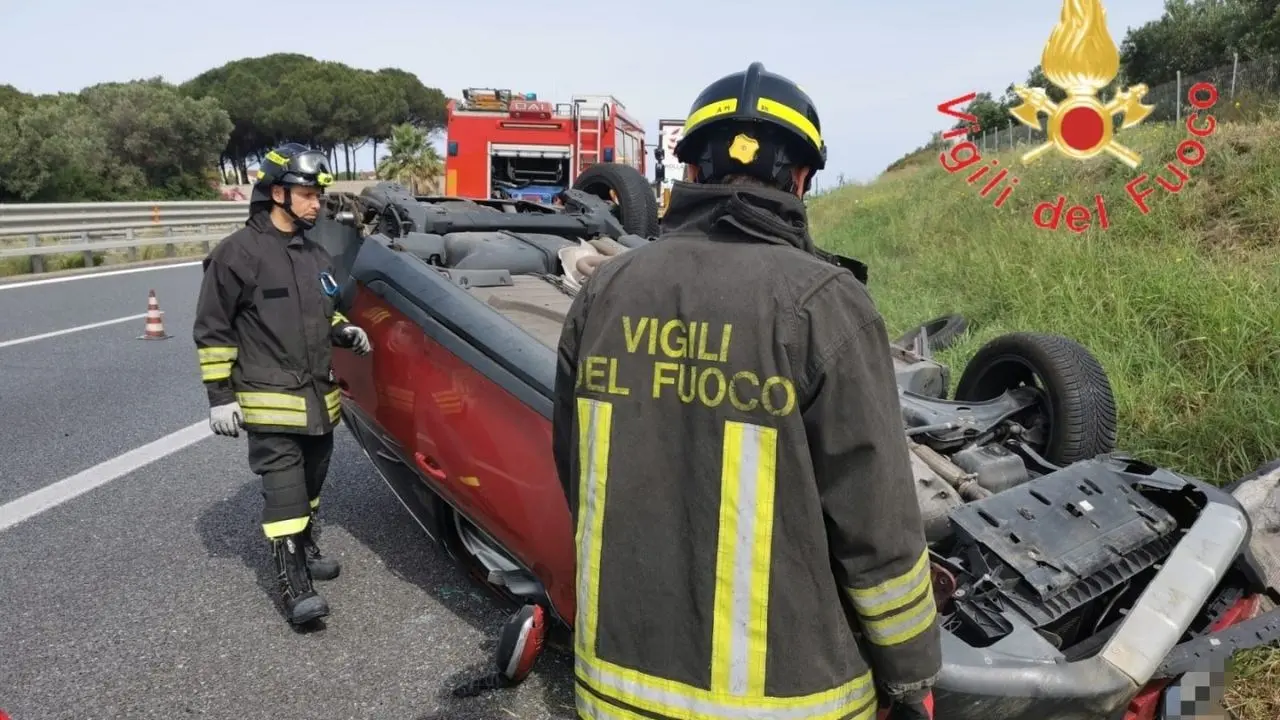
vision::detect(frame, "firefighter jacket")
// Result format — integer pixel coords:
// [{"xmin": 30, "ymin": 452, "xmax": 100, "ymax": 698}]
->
[
  {"xmin": 551, "ymin": 181, "xmax": 942, "ymax": 720},
  {"xmin": 193, "ymin": 211, "xmax": 359, "ymax": 435}
]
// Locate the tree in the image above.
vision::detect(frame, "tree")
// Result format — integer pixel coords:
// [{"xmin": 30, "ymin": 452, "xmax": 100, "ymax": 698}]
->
[
  {"xmin": 375, "ymin": 123, "xmax": 443, "ymax": 194},
  {"xmin": 1118, "ymin": 0, "xmax": 1258, "ymax": 86},
  {"xmin": 0, "ymin": 95, "xmax": 141, "ymax": 202},
  {"xmin": 78, "ymin": 79, "xmax": 232, "ymax": 198},
  {"xmin": 181, "ymin": 54, "xmax": 448, "ymax": 183},
  {"xmin": 945, "ymin": 91, "xmax": 1011, "ymax": 137}
]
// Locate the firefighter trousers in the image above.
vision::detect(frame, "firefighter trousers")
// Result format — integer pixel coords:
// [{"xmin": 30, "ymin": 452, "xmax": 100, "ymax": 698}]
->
[{"xmin": 246, "ymin": 431, "xmax": 334, "ymax": 538}]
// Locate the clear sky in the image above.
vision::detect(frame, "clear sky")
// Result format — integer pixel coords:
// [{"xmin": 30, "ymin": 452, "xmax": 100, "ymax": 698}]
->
[{"xmin": 0, "ymin": 0, "xmax": 1168, "ymax": 189}]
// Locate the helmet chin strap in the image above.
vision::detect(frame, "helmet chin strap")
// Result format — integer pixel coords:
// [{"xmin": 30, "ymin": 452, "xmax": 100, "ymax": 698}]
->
[{"xmin": 273, "ymin": 186, "xmax": 315, "ymax": 230}]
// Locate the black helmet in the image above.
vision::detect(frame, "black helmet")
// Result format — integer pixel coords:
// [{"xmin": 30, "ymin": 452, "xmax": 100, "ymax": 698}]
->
[
  {"xmin": 250, "ymin": 143, "xmax": 334, "ymax": 228},
  {"xmin": 674, "ymin": 62, "xmax": 826, "ymax": 192}
]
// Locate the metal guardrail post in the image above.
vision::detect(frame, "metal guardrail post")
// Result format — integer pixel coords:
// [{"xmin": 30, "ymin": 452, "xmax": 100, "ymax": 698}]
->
[{"xmin": 27, "ymin": 234, "xmax": 42, "ymax": 274}]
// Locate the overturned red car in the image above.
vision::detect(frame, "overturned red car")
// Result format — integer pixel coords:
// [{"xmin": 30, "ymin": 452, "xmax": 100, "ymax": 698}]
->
[{"xmin": 315, "ymin": 172, "xmax": 1280, "ymax": 720}]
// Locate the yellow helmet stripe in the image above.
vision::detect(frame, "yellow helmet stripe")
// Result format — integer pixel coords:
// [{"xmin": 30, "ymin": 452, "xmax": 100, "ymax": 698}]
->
[
  {"xmin": 755, "ymin": 97, "xmax": 822, "ymax": 149},
  {"xmin": 684, "ymin": 98, "xmax": 739, "ymax": 133}
]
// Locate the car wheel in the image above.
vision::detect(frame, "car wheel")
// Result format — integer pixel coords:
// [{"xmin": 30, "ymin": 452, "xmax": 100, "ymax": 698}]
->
[
  {"xmin": 953, "ymin": 332, "xmax": 1117, "ymax": 466},
  {"xmin": 572, "ymin": 163, "xmax": 660, "ymax": 238},
  {"xmin": 895, "ymin": 314, "xmax": 969, "ymax": 352}
]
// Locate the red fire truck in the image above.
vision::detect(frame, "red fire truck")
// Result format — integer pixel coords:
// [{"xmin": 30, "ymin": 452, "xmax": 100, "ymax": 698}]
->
[{"xmin": 443, "ymin": 88, "xmax": 649, "ymax": 205}]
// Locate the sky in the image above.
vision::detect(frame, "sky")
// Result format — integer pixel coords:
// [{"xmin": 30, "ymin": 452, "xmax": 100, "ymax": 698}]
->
[{"xmin": 0, "ymin": 0, "xmax": 1169, "ymax": 190}]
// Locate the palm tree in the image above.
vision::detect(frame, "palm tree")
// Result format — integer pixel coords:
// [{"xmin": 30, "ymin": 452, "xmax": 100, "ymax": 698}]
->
[{"xmin": 376, "ymin": 123, "xmax": 444, "ymax": 194}]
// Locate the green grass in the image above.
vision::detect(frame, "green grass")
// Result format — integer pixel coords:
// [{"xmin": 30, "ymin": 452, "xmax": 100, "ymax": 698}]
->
[{"xmin": 809, "ymin": 116, "xmax": 1280, "ymax": 718}]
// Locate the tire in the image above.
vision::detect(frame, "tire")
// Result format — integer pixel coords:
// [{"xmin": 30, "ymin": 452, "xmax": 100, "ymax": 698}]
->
[
  {"xmin": 953, "ymin": 332, "xmax": 1117, "ymax": 466},
  {"xmin": 572, "ymin": 163, "xmax": 660, "ymax": 238},
  {"xmin": 895, "ymin": 315, "xmax": 969, "ymax": 352}
]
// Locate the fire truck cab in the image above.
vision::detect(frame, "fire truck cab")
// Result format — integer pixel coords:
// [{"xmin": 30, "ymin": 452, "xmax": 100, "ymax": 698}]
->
[{"xmin": 444, "ymin": 88, "xmax": 649, "ymax": 205}]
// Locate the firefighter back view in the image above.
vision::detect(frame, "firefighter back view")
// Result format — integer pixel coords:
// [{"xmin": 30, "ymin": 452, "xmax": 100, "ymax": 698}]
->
[
  {"xmin": 552, "ymin": 63, "xmax": 941, "ymax": 719},
  {"xmin": 193, "ymin": 143, "xmax": 372, "ymax": 626}
]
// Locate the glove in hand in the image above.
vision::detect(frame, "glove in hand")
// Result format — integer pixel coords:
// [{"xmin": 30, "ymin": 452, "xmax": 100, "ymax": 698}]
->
[
  {"xmin": 342, "ymin": 325, "xmax": 371, "ymax": 355},
  {"xmin": 210, "ymin": 402, "xmax": 243, "ymax": 437}
]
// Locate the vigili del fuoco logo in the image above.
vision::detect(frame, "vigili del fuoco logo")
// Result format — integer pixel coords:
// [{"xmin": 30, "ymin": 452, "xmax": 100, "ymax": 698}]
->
[{"xmin": 934, "ymin": 0, "xmax": 1220, "ymax": 233}]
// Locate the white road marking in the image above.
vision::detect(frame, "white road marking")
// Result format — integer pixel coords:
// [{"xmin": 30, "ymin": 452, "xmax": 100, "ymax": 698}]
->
[
  {"xmin": 0, "ymin": 313, "xmax": 149, "ymax": 349},
  {"xmin": 0, "ymin": 260, "xmax": 202, "ymax": 291},
  {"xmin": 0, "ymin": 420, "xmax": 213, "ymax": 533}
]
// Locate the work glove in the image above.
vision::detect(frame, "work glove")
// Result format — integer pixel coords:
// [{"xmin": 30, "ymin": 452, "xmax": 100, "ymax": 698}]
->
[
  {"xmin": 210, "ymin": 402, "xmax": 243, "ymax": 438},
  {"xmin": 339, "ymin": 325, "xmax": 372, "ymax": 355}
]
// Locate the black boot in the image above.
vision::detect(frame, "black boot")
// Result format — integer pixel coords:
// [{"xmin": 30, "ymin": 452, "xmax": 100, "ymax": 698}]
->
[
  {"xmin": 302, "ymin": 511, "xmax": 341, "ymax": 581},
  {"xmin": 272, "ymin": 533, "xmax": 329, "ymax": 625}
]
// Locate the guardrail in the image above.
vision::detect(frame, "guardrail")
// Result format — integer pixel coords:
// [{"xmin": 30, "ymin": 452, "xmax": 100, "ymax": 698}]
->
[{"xmin": 0, "ymin": 200, "xmax": 250, "ymax": 274}]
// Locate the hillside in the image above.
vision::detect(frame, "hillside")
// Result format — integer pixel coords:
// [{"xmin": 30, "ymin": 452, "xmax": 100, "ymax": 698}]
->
[{"xmin": 808, "ymin": 117, "xmax": 1280, "ymax": 717}]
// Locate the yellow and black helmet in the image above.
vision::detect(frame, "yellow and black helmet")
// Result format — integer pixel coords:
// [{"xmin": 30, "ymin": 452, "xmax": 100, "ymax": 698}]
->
[
  {"xmin": 254, "ymin": 143, "xmax": 334, "ymax": 191},
  {"xmin": 674, "ymin": 62, "xmax": 826, "ymax": 191},
  {"xmin": 250, "ymin": 143, "xmax": 335, "ymax": 227}
]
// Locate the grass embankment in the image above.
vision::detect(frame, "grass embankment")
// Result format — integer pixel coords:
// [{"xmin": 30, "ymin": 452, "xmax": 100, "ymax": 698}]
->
[{"xmin": 809, "ymin": 117, "xmax": 1280, "ymax": 718}]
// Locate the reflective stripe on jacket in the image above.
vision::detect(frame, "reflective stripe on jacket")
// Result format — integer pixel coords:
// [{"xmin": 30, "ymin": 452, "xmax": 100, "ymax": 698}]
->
[
  {"xmin": 552, "ymin": 181, "xmax": 942, "ymax": 719},
  {"xmin": 193, "ymin": 211, "xmax": 355, "ymax": 435}
]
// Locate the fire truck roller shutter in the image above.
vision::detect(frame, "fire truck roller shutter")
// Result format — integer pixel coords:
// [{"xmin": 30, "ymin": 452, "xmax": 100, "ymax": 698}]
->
[
  {"xmin": 489, "ymin": 145, "xmax": 573, "ymax": 158},
  {"xmin": 571, "ymin": 162, "xmax": 660, "ymax": 239}
]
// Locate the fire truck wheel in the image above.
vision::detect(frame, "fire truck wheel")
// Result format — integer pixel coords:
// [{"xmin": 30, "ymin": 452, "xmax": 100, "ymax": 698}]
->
[{"xmin": 572, "ymin": 163, "xmax": 660, "ymax": 238}]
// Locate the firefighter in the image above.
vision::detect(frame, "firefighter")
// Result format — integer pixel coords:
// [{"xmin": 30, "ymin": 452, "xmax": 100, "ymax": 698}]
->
[
  {"xmin": 551, "ymin": 63, "xmax": 941, "ymax": 720},
  {"xmin": 193, "ymin": 143, "xmax": 372, "ymax": 626}
]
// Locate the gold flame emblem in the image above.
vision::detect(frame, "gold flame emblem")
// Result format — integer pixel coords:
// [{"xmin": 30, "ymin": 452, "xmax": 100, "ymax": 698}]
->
[{"xmin": 1009, "ymin": 0, "xmax": 1155, "ymax": 168}]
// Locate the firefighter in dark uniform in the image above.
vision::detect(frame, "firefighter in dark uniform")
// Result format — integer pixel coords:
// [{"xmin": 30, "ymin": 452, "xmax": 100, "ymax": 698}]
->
[
  {"xmin": 193, "ymin": 143, "xmax": 372, "ymax": 626},
  {"xmin": 552, "ymin": 63, "xmax": 941, "ymax": 719}
]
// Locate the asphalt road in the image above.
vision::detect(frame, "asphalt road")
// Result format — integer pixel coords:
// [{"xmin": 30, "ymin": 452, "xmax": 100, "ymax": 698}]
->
[{"xmin": 0, "ymin": 263, "xmax": 576, "ymax": 720}]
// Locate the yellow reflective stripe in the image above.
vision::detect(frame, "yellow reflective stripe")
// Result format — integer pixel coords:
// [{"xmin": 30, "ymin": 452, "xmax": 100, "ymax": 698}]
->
[
  {"xmin": 241, "ymin": 409, "xmax": 308, "ymax": 427},
  {"xmin": 198, "ymin": 346, "xmax": 238, "ymax": 362},
  {"xmin": 201, "ymin": 362, "xmax": 232, "ymax": 381},
  {"xmin": 684, "ymin": 98, "xmax": 739, "ymax": 134},
  {"xmin": 756, "ymin": 97, "xmax": 822, "ymax": 150},
  {"xmin": 710, "ymin": 421, "xmax": 777, "ymax": 696},
  {"xmin": 845, "ymin": 549, "xmax": 937, "ymax": 647},
  {"xmin": 265, "ymin": 150, "xmax": 288, "ymax": 166},
  {"xmin": 262, "ymin": 516, "xmax": 309, "ymax": 538},
  {"xmin": 309, "ymin": 498, "xmax": 320, "ymax": 510},
  {"xmin": 331, "ymin": 312, "xmax": 348, "ymax": 326},
  {"xmin": 326, "ymin": 388, "xmax": 342, "ymax": 423},
  {"xmin": 576, "ymin": 397, "xmax": 613, "ymax": 660},
  {"xmin": 847, "ymin": 549, "xmax": 931, "ymax": 617},
  {"xmin": 576, "ymin": 655, "xmax": 876, "ymax": 719},
  {"xmin": 859, "ymin": 594, "xmax": 937, "ymax": 647},
  {"xmin": 236, "ymin": 392, "xmax": 306, "ymax": 411}
]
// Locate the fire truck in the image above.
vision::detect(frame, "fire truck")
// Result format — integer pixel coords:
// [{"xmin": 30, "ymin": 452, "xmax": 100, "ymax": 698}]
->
[{"xmin": 444, "ymin": 88, "xmax": 650, "ymax": 205}]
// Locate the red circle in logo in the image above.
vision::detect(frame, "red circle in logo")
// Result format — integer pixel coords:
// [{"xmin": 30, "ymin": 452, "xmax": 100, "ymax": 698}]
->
[{"xmin": 1060, "ymin": 107, "xmax": 1105, "ymax": 151}]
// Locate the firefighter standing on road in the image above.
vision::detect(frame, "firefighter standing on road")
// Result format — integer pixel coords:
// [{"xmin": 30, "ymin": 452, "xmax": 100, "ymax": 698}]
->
[
  {"xmin": 193, "ymin": 143, "xmax": 372, "ymax": 626},
  {"xmin": 551, "ymin": 63, "xmax": 941, "ymax": 719}
]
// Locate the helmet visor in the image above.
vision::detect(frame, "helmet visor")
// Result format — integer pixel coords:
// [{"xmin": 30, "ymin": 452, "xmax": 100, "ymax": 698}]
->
[{"xmin": 289, "ymin": 150, "xmax": 334, "ymax": 187}]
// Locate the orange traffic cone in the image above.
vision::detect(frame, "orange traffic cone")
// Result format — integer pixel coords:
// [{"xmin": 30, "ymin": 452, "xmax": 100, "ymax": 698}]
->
[{"xmin": 138, "ymin": 289, "xmax": 171, "ymax": 340}]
